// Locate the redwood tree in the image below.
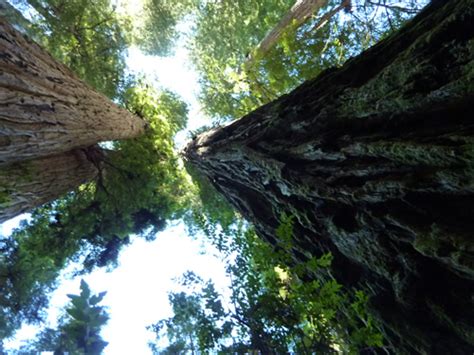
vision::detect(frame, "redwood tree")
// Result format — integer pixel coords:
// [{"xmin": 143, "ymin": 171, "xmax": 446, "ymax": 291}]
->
[
  {"xmin": 0, "ymin": 17, "xmax": 146, "ymax": 222},
  {"xmin": 0, "ymin": 147, "xmax": 100, "ymax": 223},
  {"xmin": 185, "ymin": 0, "xmax": 474, "ymax": 353},
  {"xmin": 0, "ymin": 17, "xmax": 146, "ymax": 165}
]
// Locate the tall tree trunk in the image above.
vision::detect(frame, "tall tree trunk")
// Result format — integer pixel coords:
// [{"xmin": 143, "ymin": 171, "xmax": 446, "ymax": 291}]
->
[
  {"xmin": 185, "ymin": 0, "xmax": 474, "ymax": 353},
  {"xmin": 246, "ymin": 0, "xmax": 327, "ymax": 63},
  {"xmin": 244, "ymin": 0, "xmax": 349, "ymax": 67},
  {"xmin": 0, "ymin": 17, "xmax": 146, "ymax": 165},
  {"xmin": 0, "ymin": 146, "xmax": 100, "ymax": 223}
]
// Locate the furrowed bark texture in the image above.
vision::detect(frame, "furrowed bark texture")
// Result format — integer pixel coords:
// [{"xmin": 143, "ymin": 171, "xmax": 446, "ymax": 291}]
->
[
  {"xmin": 0, "ymin": 17, "xmax": 146, "ymax": 165},
  {"xmin": 185, "ymin": 0, "xmax": 474, "ymax": 353},
  {"xmin": 0, "ymin": 147, "xmax": 100, "ymax": 223}
]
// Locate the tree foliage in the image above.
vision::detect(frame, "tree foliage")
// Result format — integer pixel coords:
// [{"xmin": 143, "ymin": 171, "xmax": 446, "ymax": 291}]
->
[
  {"xmin": 16, "ymin": 280, "xmax": 109, "ymax": 354},
  {"xmin": 11, "ymin": 0, "xmax": 130, "ymax": 98},
  {"xmin": 189, "ymin": 0, "xmax": 427, "ymax": 121},
  {"xmin": 150, "ymin": 219, "xmax": 383, "ymax": 353},
  {"xmin": 131, "ymin": 0, "xmax": 197, "ymax": 56},
  {"xmin": 148, "ymin": 280, "xmax": 230, "ymax": 354}
]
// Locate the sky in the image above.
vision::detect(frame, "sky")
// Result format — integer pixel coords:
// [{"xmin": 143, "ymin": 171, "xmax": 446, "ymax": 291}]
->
[
  {"xmin": 2, "ymin": 14, "xmax": 228, "ymax": 353},
  {"xmin": 3, "ymin": 222, "xmax": 231, "ymax": 353},
  {"xmin": 125, "ymin": 45, "xmax": 209, "ymax": 149}
]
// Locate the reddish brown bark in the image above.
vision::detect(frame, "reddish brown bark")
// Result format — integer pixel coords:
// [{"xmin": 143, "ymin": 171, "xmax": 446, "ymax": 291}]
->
[
  {"xmin": 0, "ymin": 17, "xmax": 146, "ymax": 165},
  {"xmin": 0, "ymin": 147, "xmax": 101, "ymax": 223}
]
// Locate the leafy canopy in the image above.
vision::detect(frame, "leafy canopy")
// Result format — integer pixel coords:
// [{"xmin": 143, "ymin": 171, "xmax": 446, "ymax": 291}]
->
[
  {"xmin": 149, "ymin": 218, "xmax": 383, "ymax": 353},
  {"xmin": 131, "ymin": 0, "xmax": 197, "ymax": 56},
  {"xmin": 189, "ymin": 0, "xmax": 427, "ymax": 121},
  {"xmin": 13, "ymin": 0, "xmax": 131, "ymax": 98},
  {"xmin": 16, "ymin": 280, "xmax": 110, "ymax": 354}
]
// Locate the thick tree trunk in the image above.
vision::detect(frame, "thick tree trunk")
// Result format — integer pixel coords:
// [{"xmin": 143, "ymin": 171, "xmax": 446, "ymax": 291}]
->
[
  {"xmin": 245, "ymin": 0, "xmax": 329, "ymax": 65},
  {"xmin": 0, "ymin": 147, "xmax": 100, "ymax": 223},
  {"xmin": 0, "ymin": 17, "xmax": 146, "ymax": 165},
  {"xmin": 185, "ymin": 0, "xmax": 474, "ymax": 353}
]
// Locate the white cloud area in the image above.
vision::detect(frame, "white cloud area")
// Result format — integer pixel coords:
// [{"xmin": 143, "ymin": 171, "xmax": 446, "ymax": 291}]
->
[{"xmin": 2, "ymin": 29, "xmax": 228, "ymax": 353}]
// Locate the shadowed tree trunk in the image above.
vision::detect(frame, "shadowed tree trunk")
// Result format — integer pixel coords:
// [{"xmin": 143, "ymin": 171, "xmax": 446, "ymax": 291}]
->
[
  {"xmin": 0, "ymin": 17, "xmax": 146, "ymax": 165},
  {"xmin": 0, "ymin": 146, "xmax": 101, "ymax": 223},
  {"xmin": 185, "ymin": 0, "xmax": 474, "ymax": 353}
]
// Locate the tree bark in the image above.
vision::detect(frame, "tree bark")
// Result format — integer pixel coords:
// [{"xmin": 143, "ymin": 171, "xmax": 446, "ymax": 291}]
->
[
  {"xmin": 0, "ymin": 147, "xmax": 100, "ymax": 223},
  {"xmin": 245, "ymin": 0, "xmax": 329, "ymax": 66},
  {"xmin": 0, "ymin": 17, "xmax": 146, "ymax": 165},
  {"xmin": 185, "ymin": 0, "xmax": 474, "ymax": 353}
]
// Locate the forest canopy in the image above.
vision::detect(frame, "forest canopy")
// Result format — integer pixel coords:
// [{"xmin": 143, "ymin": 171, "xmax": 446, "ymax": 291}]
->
[{"xmin": 2, "ymin": 0, "xmax": 468, "ymax": 354}]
